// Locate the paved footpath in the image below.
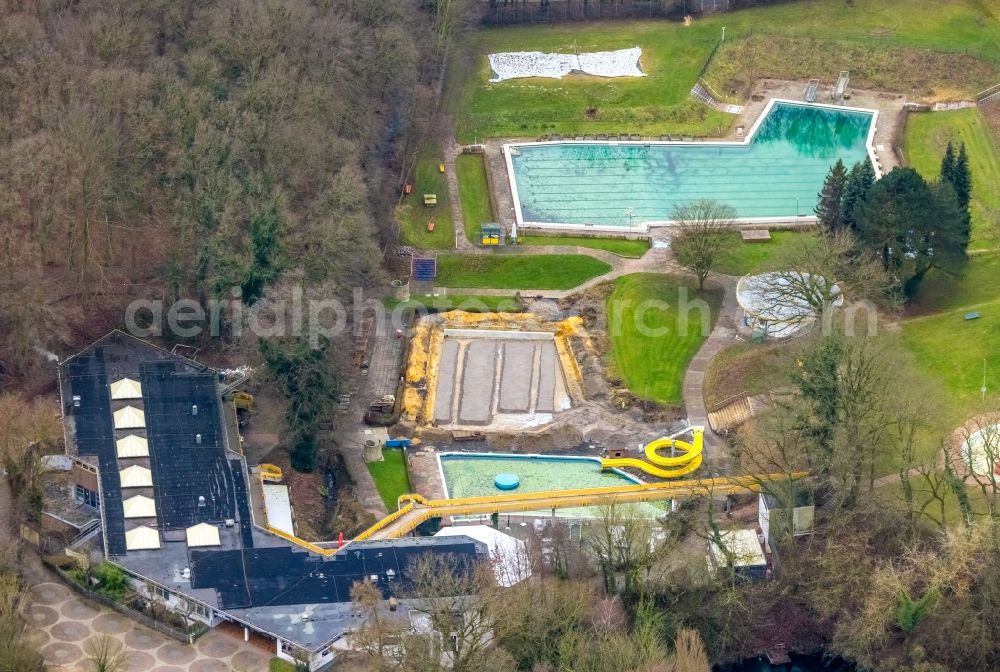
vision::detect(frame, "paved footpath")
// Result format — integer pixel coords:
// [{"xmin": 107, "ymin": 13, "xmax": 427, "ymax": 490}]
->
[{"xmin": 682, "ymin": 275, "xmax": 740, "ymax": 465}]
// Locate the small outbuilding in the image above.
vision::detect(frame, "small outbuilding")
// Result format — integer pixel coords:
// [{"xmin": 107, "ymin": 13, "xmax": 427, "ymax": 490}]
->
[
  {"xmin": 708, "ymin": 529, "xmax": 767, "ymax": 581},
  {"xmin": 480, "ymin": 222, "xmax": 503, "ymax": 246}
]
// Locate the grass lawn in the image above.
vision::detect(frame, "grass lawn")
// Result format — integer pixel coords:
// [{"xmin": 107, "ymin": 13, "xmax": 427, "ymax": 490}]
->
[
  {"xmin": 456, "ymin": 154, "xmax": 494, "ymax": 243},
  {"xmin": 397, "ymin": 138, "xmax": 454, "ymax": 249},
  {"xmin": 366, "ymin": 448, "xmax": 412, "ymax": 511},
  {"xmin": 901, "ymin": 304, "xmax": 1000, "ymax": 422},
  {"xmin": 519, "ymin": 235, "xmax": 650, "ymax": 258},
  {"xmin": 904, "ymin": 109, "xmax": 1000, "ymax": 251},
  {"xmin": 606, "ymin": 273, "xmax": 722, "ymax": 406},
  {"xmin": 385, "ymin": 294, "xmax": 522, "ymax": 313},
  {"xmin": 714, "ymin": 230, "xmax": 816, "ymax": 276},
  {"xmin": 703, "ymin": 342, "xmax": 796, "ymax": 408},
  {"xmin": 449, "ymin": 1, "xmax": 1000, "ymax": 142},
  {"xmin": 448, "ymin": 21, "xmax": 731, "ymax": 142},
  {"xmin": 436, "ymin": 254, "xmax": 610, "ymax": 290}
]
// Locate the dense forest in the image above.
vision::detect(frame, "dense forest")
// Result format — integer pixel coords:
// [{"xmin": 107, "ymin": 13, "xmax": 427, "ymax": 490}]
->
[{"xmin": 0, "ymin": 0, "xmax": 468, "ymax": 389}]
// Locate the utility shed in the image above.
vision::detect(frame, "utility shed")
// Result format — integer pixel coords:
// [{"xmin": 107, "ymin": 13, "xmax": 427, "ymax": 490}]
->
[{"xmin": 708, "ymin": 529, "xmax": 767, "ymax": 581}]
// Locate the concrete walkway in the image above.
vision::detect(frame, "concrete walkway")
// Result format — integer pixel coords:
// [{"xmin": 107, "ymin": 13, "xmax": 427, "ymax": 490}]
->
[{"xmin": 682, "ymin": 275, "xmax": 740, "ymax": 464}]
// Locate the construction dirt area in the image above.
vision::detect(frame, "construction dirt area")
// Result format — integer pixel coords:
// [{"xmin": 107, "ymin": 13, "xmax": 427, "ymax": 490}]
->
[{"xmin": 402, "ymin": 311, "xmax": 587, "ymax": 431}]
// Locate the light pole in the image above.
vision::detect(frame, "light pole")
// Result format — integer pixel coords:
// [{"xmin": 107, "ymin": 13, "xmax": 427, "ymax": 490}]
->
[
  {"xmin": 626, "ymin": 207, "xmax": 636, "ymax": 233},
  {"xmin": 794, "ymin": 197, "xmax": 800, "ymax": 217}
]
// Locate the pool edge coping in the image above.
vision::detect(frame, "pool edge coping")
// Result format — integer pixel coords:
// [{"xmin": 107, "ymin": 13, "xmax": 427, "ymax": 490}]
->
[{"xmin": 501, "ymin": 97, "xmax": 881, "ymax": 231}]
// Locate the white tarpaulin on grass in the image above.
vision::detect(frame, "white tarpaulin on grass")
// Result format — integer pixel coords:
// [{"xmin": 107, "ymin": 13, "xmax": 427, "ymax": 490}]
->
[{"xmin": 488, "ymin": 47, "xmax": 644, "ymax": 82}]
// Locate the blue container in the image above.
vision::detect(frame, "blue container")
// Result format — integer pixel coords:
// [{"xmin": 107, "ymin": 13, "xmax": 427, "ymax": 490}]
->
[
  {"xmin": 494, "ymin": 473, "xmax": 520, "ymax": 490},
  {"xmin": 385, "ymin": 438, "xmax": 411, "ymax": 448}
]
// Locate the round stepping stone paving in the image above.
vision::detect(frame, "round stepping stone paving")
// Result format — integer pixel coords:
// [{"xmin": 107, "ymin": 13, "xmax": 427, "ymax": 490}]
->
[
  {"xmin": 29, "ymin": 582, "xmax": 71, "ymax": 605},
  {"xmin": 149, "ymin": 667, "xmax": 186, "ymax": 672},
  {"xmin": 41, "ymin": 641, "xmax": 84, "ymax": 665},
  {"xmin": 123, "ymin": 651, "xmax": 157, "ymax": 672},
  {"xmin": 93, "ymin": 612, "xmax": 132, "ymax": 634},
  {"xmin": 51, "ymin": 620, "xmax": 91, "ymax": 642},
  {"xmin": 157, "ymin": 642, "xmax": 197, "ymax": 666},
  {"xmin": 25, "ymin": 604, "xmax": 59, "ymax": 627},
  {"xmin": 22, "ymin": 628, "xmax": 51, "ymax": 649},
  {"xmin": 196, "ymin": 632, "xmax": 239, "ymax": 658},
  {"xmin": 232, "ymin": 649, "xmax": 270, "ymax": 672},
  {"xmin": 123, "ymin": 627, "xmax": 163, "ymax": 650},
  {"xmin": 191, "ymin": 659, "xmax": 233, "ymax": 672},
  {"xmin": 60, "ymin": 598, "xmax": 100, "ymax": 620}
]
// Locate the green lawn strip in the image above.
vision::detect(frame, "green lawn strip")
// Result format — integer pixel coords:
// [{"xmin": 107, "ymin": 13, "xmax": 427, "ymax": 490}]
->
[
  {"xmin": 365, "ymin": 448, "xmax": 412, "ymax": 512},
  {"xmin": 456, "ymin": 154, "xmax": 495, "ymax": 243},
  {"xmin": 436, "ymin": 254, "xmax": 610, "ymax": 290},
  {"xmin": 519, "ymin": 234, "xmax": 650, "ymax": 258},
  {"xmin": 904, "ymin": 109, "xmax": 1000, "ymax": 250},
  {"xmin": 384, "ymin": 294, "xmax": 522, "ymax": 313},
  {"xmin": 909, "ymin": 254, "xmax": 1000, "ymax": 315},
  {"xmin": 397, "ymin": 139, "xmax": 454, "ymax": 249},
  {"xmin": 606, "ymin": 273, "xmax": 722, "ymax": 406},
  {"xmin": 901, "ymin": 302, "xmax": 1000, "ymax": 422},
  {"xmin": 450, "ymin": 1, "xmax": 1000, "ymax": 142},
  {"xmin": 713, "ymin": 230, "xmax": 816, "ymax": 276}
]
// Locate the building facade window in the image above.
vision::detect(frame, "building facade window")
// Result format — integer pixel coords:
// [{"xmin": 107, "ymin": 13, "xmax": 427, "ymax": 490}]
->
[
  {"xmin": 74, "ymin": 484, "xmax": 99, "ymax": 508},
  {"xmin": 150, "ymin": 585, "xmax": 170, "ymax": 601}
]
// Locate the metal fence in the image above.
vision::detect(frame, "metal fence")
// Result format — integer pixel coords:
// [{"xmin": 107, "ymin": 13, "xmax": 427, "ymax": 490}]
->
[{"xmin": 46, "ymin": 563, "xmax": 202, "ymax": 644}]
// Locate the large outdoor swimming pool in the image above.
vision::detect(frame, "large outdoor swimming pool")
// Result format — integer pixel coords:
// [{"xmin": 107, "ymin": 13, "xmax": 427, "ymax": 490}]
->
[
  {"xmin": 505, "ymin": 99, "xmax": 877, "ymax": 228},
  {"xmin": 438, "ymin": 453, "xmax": 666, "ymax": 518}
]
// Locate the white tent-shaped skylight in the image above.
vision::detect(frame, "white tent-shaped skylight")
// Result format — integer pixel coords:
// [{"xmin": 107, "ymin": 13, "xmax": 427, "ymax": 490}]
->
[
  {"xmin": 185, "ymin": 523, "xmax": 221, "ymax": 548},
  {"xmin": 110, "ymin": 377, "xmax": 143, "ymax": 400},
  {"xmin": 124, "ymin": 525, "xmax": 160, "ymax": 551},
  {"xmin": 113, "ymin": 405, "xmax": 145, "ymax": 429},
  {"xmin": 116, "ymin": 434, "xmax": 149, "ymax": 458},
  {"xmin": 119, "ymin": 465, "xmax": 153, "ymax": 488},
  {"xmin": 122, "ymin": 495, "xmax": 157, "ymax": 519}
]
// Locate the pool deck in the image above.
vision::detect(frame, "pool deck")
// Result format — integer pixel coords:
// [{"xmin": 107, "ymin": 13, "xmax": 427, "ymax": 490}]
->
[{"xmin": 480, "ymin": 80, "xmax": 907, "ymax": 236}]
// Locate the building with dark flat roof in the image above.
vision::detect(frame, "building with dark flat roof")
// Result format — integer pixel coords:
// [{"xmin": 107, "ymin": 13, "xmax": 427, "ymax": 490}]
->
[{"xmin": 58, "ymin": 331, "xmax": 487, "ymax": 669}]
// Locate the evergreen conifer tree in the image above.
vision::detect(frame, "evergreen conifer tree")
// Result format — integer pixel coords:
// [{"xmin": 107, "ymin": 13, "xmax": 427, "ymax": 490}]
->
[
  {"xmin": 815, "ymin": 159, "xmax": 847, "ymax": 233},
  {"xmin": 841, "ymin": 160, "xmax": 876, "ymax": 233},
  {"xmin": 952, "ymin": 142, "xmax": 972, "ymax": 211}
]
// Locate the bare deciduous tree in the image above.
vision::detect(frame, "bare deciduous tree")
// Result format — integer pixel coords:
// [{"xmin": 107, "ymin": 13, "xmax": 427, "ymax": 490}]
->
[
  {"xmin": 83, "ymin": 634, "xmax": 129, "ymax": 672},
  {"xmin": 670, "ymin": 199, "xmax": 737, "ymax": 290}
]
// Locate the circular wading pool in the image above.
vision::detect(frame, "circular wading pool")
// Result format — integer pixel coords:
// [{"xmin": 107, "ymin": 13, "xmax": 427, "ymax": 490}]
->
[{"xmin": 494, "ymin": 473, "xmax": 520, "ymax": 490}]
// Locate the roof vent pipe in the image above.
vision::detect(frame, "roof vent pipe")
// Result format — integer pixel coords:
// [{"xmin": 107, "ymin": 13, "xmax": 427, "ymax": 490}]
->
[
  {"xmin": 195, "ymin": 434, "xmax": 202, "ymax": 445},
  {"xmin": 198, "ymin": 495, "xmax": 206, "ymax": 508},
  {"xmin": 192, "ymin": 404, "xmax": 198, "ymax": 416}
]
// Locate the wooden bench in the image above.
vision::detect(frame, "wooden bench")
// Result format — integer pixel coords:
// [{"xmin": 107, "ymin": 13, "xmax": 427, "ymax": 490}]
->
[{"xmin": 740, "ymin": 229, "xmax": 772, "ymax": 242}]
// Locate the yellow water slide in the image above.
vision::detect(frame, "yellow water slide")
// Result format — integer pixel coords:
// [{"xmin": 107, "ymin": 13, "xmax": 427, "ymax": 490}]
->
[{"xmin": 601, "ymin": 427, "xmax": 704, "ymax": 478}]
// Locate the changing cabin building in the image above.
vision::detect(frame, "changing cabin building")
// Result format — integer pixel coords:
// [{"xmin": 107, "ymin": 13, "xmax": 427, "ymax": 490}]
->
[{"xmin": 56, "ymin": 331, "xmax": 494, "ymax": 669}]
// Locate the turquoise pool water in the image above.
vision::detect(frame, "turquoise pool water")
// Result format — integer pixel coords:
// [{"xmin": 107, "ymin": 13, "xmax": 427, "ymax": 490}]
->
[
  {"xmin": 508, "ymin": 101, "xmax": 875, "ymax": 227},
  {"xmin": 439, "ymin": 453, "xmax": 666, "ymax": 518}
]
